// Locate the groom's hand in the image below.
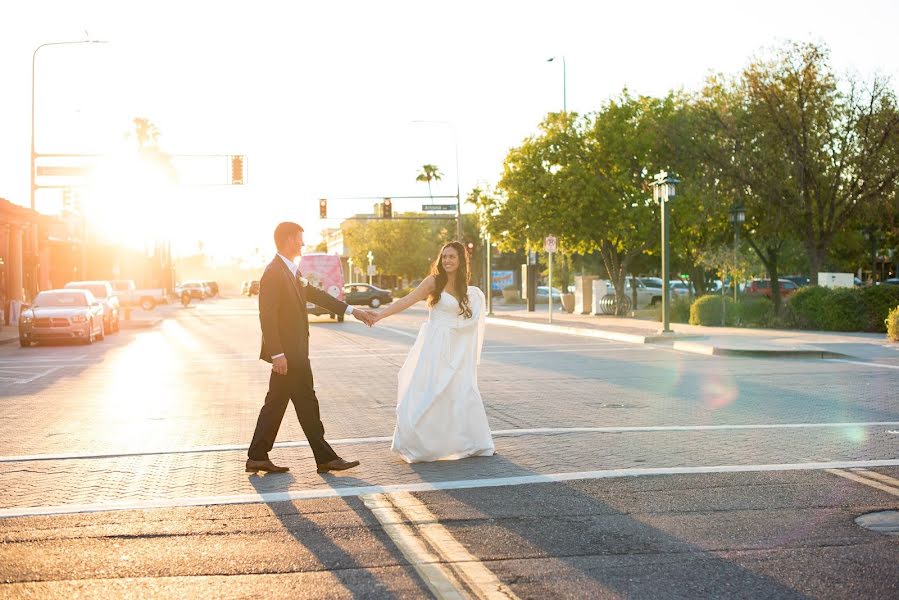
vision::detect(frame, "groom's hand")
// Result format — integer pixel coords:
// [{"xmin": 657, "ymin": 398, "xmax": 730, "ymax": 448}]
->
[{"xmin": 272, "ymin": 355, "xmax": 288, "ymax": 375}]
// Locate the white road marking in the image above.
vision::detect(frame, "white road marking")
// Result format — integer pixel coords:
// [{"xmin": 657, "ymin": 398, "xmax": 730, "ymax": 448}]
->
[
  {"xmin": 375, "ymin": 324, "xmax": 419, "ymax": 339},
  {"xmin": 4, "ymin": 458, "xmax": 899, "ymax": 519},
  {"xmin": 826, "ymin": 469, "xmax": 899, "ymax": 497},
  {"xmin": 379, "ymin": 491, "xmax": 519, "ymax": 599},
  {"xmin": 1, "ymin": 366, "xmax": 62, "ymax": 384},
  {"xmin": 825, "ymin": 359, "xmax": 899, "ymax": 371},
  {"xmin": 4, "ymin": 421, "xmax": 899, "ymax": 463},
  {"xmin": 362, "ymin": 494, "xmax": 470, "ymax": 600},
  {"xmin": 850, "ymin": 468, "xmax": 899, "ymax": 489}
]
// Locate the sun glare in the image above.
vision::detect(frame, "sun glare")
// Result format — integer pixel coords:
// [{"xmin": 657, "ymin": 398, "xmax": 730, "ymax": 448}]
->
[{"xmin": 87, "ymin": 146, "xmax": 179, "ymax": 248}]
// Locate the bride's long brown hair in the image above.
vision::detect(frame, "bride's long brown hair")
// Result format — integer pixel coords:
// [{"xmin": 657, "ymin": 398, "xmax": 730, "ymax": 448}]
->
[{"xmin": 427, "ymin": 241, "xmax": 472, "ymax": 318}]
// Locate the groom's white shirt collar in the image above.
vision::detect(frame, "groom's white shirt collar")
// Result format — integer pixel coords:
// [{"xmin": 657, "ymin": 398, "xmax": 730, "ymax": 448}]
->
[{"xmin": 277, "ymin": 253, "xmax": 298, "ymax": 276}]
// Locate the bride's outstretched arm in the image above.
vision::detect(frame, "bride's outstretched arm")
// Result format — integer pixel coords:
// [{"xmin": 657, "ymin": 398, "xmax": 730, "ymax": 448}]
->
[{"xmin": 372, "ymin": 276, "xmax": 435, "ymax": 323}]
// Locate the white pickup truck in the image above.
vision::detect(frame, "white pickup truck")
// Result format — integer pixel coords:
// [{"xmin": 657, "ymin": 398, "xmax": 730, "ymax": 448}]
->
[{"xmin": 111, "ymin": 280, "xmax": 168, "ymax": 311}]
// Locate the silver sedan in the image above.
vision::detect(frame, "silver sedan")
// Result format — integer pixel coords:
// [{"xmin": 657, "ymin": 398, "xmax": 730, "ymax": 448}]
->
[{"xmin": 18, "ymin": 289, "xmax": 105, "ymax": 347}]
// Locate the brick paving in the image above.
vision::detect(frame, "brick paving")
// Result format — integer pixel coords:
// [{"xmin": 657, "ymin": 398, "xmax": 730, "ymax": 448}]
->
[{"xmin": 1, "ymin": 297, "xmax": 897, "ymax": 514}]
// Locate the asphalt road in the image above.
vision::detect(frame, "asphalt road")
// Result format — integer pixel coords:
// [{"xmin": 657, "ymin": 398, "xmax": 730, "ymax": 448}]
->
[{"xmin": 1, "ymin": 295, "xmax": 897, "ymax": 598}]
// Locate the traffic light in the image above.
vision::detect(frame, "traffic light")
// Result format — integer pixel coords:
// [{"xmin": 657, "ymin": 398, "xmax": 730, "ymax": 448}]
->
[
  {"xmin": 62, "ymin": 187, "xmax": 73, "ymax": 213},
  {"xmin": 383, "ymin": 197, "xmax": 392, "ymax": 218},
  {"xmin": 319, "ymin": 198, "xmax": 327, "ymax": 219},
  {"xmin": 230, "ymin": 155, "xmax": 245, "ymax": 185}
]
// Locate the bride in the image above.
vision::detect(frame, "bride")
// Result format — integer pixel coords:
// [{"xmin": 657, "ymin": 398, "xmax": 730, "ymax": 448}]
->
[{"xmin": 372, "ymin": 241, "xmax": 495, "ymax": 463}]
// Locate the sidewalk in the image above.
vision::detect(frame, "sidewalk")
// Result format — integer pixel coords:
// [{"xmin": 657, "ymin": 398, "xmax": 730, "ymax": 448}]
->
[{"xmin": 487, "ymin": 304, "xmax": 895, "ymax": 361}]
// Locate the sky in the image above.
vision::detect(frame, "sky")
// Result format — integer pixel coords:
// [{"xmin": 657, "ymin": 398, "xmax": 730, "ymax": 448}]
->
[{"xmin": 1, "ymin": 0, "xmax": 898, "ymax": 259}]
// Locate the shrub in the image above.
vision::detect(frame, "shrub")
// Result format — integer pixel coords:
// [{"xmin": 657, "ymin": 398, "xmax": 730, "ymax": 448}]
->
[
  {"xmin": 671, "ymin": 295, "xmax": 692, "ymax": 323},
  {"xmin": 652, "ymin": 294, "xmax": 692, "ymax": 323},
  {"xmin": 785, "ymin": 285, "xmax": 832, "ymax": 330},
  {"xmin": 858, "ymin": 285, "xmax": 899, "ymax": 332},
  {"xmin": 690, "ymin": 294, "xmax": 737, "ymax": 326},
  {"xmin": 503, "ymin": 284, "xmax": 518, "ymax": 291},
  {"xmin": 821, "ymin": 288, "xmax": 868, "ymax": 331},
  {"xmin": 887, "ymin": 306, "xmax": 899, "ymax": 342},
  {"xmin": 737, "ymin": 297, "xmax": 775, "ymax": 328},
  {"xmin": 393, "ymin": 287, "xmax": 413, "ymax": 299}
]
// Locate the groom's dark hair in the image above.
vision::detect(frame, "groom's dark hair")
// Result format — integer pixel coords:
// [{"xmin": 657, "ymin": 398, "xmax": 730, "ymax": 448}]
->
[{"xmin": 274, "ymin": 222, "xmax": 304, "ymax": 250}]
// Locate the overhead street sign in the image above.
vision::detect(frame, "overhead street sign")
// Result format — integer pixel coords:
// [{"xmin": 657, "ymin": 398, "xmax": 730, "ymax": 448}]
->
[{"xmin": 422, "ymin": 204, "xmax": 456, "ymax": 211}]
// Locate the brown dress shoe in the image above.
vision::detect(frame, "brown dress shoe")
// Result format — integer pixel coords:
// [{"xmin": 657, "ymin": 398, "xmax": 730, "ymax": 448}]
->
[
  {"xmin": 317, "ymin": 458, "xmax": 360, "ymax": 473},
  {"xmin": 246, "ymin": 459, "xmax": 289, "ymax": 473}
]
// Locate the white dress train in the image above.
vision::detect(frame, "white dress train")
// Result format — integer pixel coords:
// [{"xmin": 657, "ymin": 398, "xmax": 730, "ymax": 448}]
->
[{"xmin": 391, "ymin": 286, "xmax": 495, "ymax": 463}]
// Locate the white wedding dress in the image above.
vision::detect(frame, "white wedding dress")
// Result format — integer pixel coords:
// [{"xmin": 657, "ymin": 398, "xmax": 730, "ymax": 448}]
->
[{"xmin": 392, "ymin": 286, "xmax": 496, "ymax": 463}]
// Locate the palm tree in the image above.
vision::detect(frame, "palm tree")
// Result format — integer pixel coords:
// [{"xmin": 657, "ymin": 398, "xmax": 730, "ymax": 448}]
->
[{"xmin": 415, "ymin": 164, "xmax": 443, "ymax": 200}]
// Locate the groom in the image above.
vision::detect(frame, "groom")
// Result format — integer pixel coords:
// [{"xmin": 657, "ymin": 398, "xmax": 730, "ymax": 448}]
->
[{"xmin": 246, "ymin": 221, "xmax": 373, "ymax": 474}]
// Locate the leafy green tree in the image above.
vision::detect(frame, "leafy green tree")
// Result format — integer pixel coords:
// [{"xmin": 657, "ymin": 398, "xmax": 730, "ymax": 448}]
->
[{"xmin": 714, "ymin": 42, "xmax": 899, "ymax": 283}]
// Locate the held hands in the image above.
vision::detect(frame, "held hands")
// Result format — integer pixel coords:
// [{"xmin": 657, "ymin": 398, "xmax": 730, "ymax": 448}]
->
[{"xmin": 352, "ymin": 309, "xmax": 375, "ymax": 327}]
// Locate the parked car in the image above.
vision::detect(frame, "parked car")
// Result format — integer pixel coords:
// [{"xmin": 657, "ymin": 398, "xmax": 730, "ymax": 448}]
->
[
  {"xmin": 669, "ymin": 280, "xmax": 692, "ymax": 297},
  {"xmin": 535, "ymin": 286, "xmax": 562, "ymax": 304},
  {"xmin": 64, "ymin": 280, "xmax": 120, "ymax": 333},
  {"xmin": 202, "ymin": 281, "xmax": 219, "ymax": 297},
  {"xmin": 344, "ymin": 283, "xmax": 393, "ymax": 308},
  {"xmin": 744, "ymin": 278, "xmax": 799, "ymax": 298},
  {"xmin": 175, "ymin": 281, "xmax": 208, "ymax": 299},
  {"xmin": 247, "ymin": 280, "xmax": 260, "ymax": 296},
  {"xmin": 882, "ymin": 278, "xmax": 899, "ymax": 286},
  {"xmin": 783, "ymin": 275, "xmax": 812, "ymax": 287},
  {"xmin": 110, "ymin": 279, "xmax": 167, "ymax": 311},
  {"xmin": 298, "ymin": 253, "xmax": 346, "ymax": 321},
  {"xmin": 19, "ymin": 289, "xmax": 105, "ymax": 346},
  {"xmin": 636, "ymin": 277, "xmax": 689, "ymax": 299}
]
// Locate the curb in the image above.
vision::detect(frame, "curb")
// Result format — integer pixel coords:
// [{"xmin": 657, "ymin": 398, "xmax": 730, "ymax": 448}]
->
[
  {"xmin": 487, "ymin": 316, "xmax": 854, "ymax": 359},
  {"xmin": 670, "ymin": 341, "xmax": 851, "ymax": 359},
  {"xmin": 485, "ymin": 316, "xmax": 693, "ymax": 345}
]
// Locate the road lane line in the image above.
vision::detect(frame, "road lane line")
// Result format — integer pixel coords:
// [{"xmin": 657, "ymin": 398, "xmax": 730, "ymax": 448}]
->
[
  {"xmin": 850, "ymin": 469, "xmax": 899, "ymax": 489},
  {"xmin": 387, "ymin": 491, "xmax": 520, "ymax": 600},
  {"xmin": 826, "ymin": 469, "xmax": 899, "ymax": 497},
  {"xmin": 4, "ymin": 458, "xmax": 899, "ymax": 519},
  {"xmin": 362, "ymin": 494, "xmax": 470, "ymax": 600},
  {"xmin": 825, "ymin": 359, "xmax": 899, "ymax": 371},
  {"xmin": 374, "ymin": 325, "xmax": 419, "ymax": 339},
  {"xmin": 4, "ymin": 421, "xmax": 899, "ymax": 463}
]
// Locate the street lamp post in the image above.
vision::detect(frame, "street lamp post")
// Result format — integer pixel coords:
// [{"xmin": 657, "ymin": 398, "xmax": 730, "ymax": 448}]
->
[
  {"xmin": 367, "ymin": 251, "xmax": 374, "ymax": 286},
  {"xmin": 728, "ymin": 203, "xmax": 747, "ymax": 301},
  {"xmin": 347, "ymin": 257, "xmax": 354, "ymax": 285},
  {"xmin": 652, "ymin": 172, "xmax": 679, "ymax": 334},
  {"xmin": 411, "ymin": 120, "xmax": 462, "ymax": 241},
  {"xmin": 485, "ymin": 231, "xmax": 494, "ymax": 316},
  {"xmin": 31, "ymin": 39, "xmax": 108, "ymax": 211},
  {"xmin": 546, "ymin": 56, "xmax": 567, "ymax": 113}
]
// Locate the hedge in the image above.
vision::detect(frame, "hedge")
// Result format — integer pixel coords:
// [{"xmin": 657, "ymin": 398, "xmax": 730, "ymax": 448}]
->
[
  {"xmin": 785, "ymin": 285, "xmax": 899, "ymax": 333},
  {"xmin": 737, "ymin": 297, "xmax": 775, "ymax": 328},
  {"xmin": 653, "ymin": 295, "xmax": 692, "ymax": 323}
]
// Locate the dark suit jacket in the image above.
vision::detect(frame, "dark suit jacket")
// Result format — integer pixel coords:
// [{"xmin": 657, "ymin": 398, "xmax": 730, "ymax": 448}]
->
[{"xmin": 258, "ymin": 255, "xmax": 349, "ymax": 366}]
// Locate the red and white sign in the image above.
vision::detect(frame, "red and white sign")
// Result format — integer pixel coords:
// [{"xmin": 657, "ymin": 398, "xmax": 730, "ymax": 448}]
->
[{"xmin": 544, "ymin": 235, "xmax": 557, "ymax": 253}]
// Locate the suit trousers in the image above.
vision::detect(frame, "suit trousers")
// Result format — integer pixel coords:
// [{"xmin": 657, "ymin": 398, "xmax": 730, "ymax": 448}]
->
[{"xmin": 248, "ymin": 359, "xmax": 339, "ymax": 465}]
